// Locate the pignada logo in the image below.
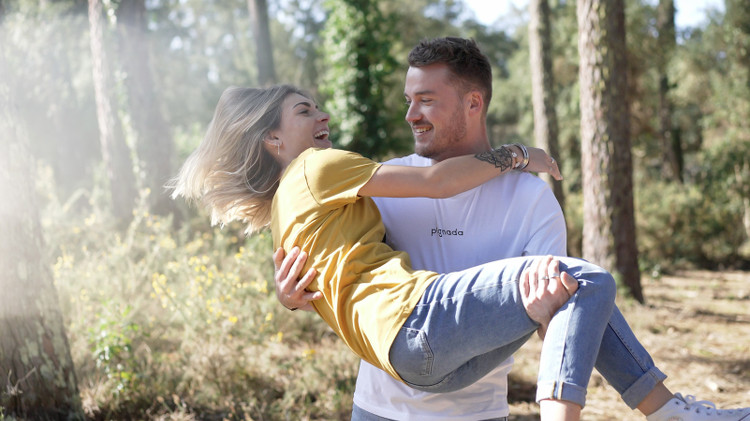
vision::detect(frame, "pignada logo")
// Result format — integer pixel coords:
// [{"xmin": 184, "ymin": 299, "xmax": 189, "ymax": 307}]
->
[{"xmin": 431, "ymin": 227, "xmax": 464, "ymax": 237}]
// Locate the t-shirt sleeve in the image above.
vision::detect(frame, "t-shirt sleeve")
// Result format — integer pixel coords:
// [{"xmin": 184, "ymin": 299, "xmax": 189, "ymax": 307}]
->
[{"xmin": 304, "ymin": 149, "xmax": 382, "ymax": 207}]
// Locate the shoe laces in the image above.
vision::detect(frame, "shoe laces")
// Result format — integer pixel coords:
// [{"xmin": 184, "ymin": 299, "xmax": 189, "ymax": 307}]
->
[{"xmin": 676, "ymin": 393, "xmax": 744, "ymax": 415}]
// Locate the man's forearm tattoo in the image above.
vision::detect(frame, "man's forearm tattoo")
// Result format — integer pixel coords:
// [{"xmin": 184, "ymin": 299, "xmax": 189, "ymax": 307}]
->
[{"xmin": 475, "ymin": 146, "xmax": 513, "ymax": 171}]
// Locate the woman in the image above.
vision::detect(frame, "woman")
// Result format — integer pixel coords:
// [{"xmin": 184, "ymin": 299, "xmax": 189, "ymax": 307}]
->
[{"xmin": 171, "ymin": 85, "xmax": 750, "ymax": 421}]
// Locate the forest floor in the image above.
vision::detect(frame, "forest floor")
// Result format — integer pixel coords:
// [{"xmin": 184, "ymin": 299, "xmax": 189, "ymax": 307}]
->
[{"xmin": 505, "ymin": 270, "xmax": 750, "ymax": 420}]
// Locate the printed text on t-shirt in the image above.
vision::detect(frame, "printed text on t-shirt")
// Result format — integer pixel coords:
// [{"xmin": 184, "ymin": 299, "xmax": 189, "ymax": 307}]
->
[{"xmin": 431, "ymin": 227, "xmax": 464, "ymax": 237}]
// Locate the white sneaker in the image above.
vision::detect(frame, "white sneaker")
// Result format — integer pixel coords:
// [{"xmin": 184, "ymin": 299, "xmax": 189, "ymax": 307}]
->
[{"xmin": 646, "ymin": 393, "xmax": 750, "ymax": 421}]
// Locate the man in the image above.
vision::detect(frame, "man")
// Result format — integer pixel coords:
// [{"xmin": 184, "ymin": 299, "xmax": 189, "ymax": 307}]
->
[
  {"xmin": 275, "ymin": 37, "xmax": 566, "ymax": 421},
  {"xmin": 273, "ymin": 37, "xmax": 750, "ymax": 421}
]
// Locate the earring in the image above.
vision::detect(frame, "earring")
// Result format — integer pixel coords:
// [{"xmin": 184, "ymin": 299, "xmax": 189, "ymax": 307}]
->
[{"xmin": 266, "ymin": 137, "xmax": 281, "ymax": 155}]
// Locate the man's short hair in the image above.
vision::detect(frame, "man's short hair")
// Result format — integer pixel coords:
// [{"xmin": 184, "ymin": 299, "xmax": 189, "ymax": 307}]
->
[{"xmin": 408, "ymin": 37, "xmax": 493, "ymax": 112}]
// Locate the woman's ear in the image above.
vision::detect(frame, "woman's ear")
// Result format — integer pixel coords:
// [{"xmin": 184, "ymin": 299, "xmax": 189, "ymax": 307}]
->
[{"xmin": 263, "ymin": 136, "xmax": 282, "ymax": 155}]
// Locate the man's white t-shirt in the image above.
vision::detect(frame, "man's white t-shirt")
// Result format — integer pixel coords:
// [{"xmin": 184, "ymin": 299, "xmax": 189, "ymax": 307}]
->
[{"xmin": 352, "ymin": 154, "xmax": 567, "ymax": 421}]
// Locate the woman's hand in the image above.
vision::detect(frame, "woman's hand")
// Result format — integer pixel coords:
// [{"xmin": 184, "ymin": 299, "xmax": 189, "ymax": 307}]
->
[
  {"xmin": 272, "ymin": 246, "xmax": 322, "ymax": 311},
  {"xmin": 520, "ymin": 255, "xmax": 578, "ymax": 339},
  {"xmin": 519, "ymin": 145, "xmax": 562, "ymax": 181}
]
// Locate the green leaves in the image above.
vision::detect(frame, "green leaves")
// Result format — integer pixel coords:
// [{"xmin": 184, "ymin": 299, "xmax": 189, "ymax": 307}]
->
[
  {"xmin": 319, "ymin": 0, "xmax": 400, "ymax": 159},
  {"xmin": 88, "ymin": 302, "xmax": 141, "ymax": 395}
]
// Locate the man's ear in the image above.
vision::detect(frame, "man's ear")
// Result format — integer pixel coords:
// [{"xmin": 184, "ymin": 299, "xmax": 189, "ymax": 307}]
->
[{"xmin": 466, "ymin": 90, "xmax": 484, "ymax": 116}]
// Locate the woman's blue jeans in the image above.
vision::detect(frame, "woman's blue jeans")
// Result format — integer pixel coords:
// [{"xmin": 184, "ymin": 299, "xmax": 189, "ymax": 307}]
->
[{"xmin": 389, "ymin": 256, "xmax": 666, "ymax": 409}]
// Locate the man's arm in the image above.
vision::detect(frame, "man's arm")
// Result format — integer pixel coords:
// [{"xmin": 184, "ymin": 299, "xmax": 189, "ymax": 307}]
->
[{"xmin": 272, "ymin": 246, "xmax": 321, "ymax": 311}]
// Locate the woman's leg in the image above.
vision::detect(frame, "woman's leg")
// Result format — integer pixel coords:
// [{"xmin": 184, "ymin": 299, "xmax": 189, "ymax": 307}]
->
[
  {"xmin": 592, "ymin": 306, "xmax": 668, "ymax": 408},
  {"xmin": 534, "ymin": 258, "xmax": 617, "ymax": 406},
  {"xmin": 389, "ymin": 257, "xmax": 538, "ymax": 391},
  {"xmin": 539, "ymin": 400, "xmax": 582, "ymax": 421},
  {"xmin": 389, "ymin": 256, "xmax": 616, "ymax": 410}
]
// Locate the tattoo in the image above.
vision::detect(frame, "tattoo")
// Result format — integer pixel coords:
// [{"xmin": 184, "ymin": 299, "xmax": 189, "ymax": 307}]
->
[{"xmin": 475, "ymin": 146, "xmax": 513, "ymax": 171}]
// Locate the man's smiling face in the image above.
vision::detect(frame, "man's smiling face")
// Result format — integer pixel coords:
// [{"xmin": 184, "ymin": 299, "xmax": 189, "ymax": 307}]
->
[{"xmin": 404, "ymin": 63, "xmax": 468, "ymax": 162}]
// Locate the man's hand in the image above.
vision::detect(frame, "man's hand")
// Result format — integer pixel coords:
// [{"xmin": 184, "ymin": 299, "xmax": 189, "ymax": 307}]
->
[
  {"xmin": 273, "ymin": 246, "xmax": 322, "ymax": 312},
  {"xmin": 520, "ymin": 255, "xmax": 579, "ymax": 339}
]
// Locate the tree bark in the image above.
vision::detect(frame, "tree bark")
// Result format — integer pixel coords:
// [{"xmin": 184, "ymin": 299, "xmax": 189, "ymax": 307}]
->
[
  {"xmin": 657, "ymin": 0, "xmax": 681, "ymax": 182},
  {"xmin": 50, "ymin": 13, "xmax": 94, "ymax": 197},
  {"xmin": 116, "ymin": 0, "xmax": 177, "ymax": 217},
  {"xmin": 247, "ymin": 0, "xmax": 276, "ymax": 86},
  {"xmin": 737, "ymin": 162, "xmax": 750, "ymax": 243},
  {"xmin": 726, "ymin": 0, "xmax": 750, "ymax": 245},
  {"xmin": 88, "ymin": 0, "xmax": 137, "ymax": 223},
  {"xmin": 0, "ymin": 88, "xmax": 83, "ymax": 419},
  {"xmin": 529, "ymin": 0, "xmax": 565, "ymax": 209},
  {"xmin": 577, "ymin": 0, "xmax": 643, "ymax": 302}
]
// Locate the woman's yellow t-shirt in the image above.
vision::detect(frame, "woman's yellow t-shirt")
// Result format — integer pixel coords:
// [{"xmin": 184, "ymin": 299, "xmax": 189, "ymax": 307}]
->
[{"xmin": 271, "ymin": 148, "xmax": 438, "ymax": 381}]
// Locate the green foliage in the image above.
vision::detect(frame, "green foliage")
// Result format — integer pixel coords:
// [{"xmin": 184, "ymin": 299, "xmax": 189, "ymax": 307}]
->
[
  {"xmin": 489, "ymin": 1, "xmax": 580, "ymax": 177},
  {"xmin": 39, "ymin": 168, "xmax": 358, "ymax": 418},
  {"xmin": 636, "ymin": 180, "xmax": 747, "ymax": 271},
  {"xmin": 88, "ymin": 303, "xmax": 142, "ymax": 397},
  {"xmin": 700, "ymin": 139, "xmax": 750, "ymax": 202},
  {"xmin": 0, "ymin": 407, "xmax": 17, "ymax": 421},
  {"xmin": 319, "ymin": 0, "xmax": 402, "ymax": 159},
  {"xmin": 563, "ymin": 191, "xmax": 584, "ymax": 258}
]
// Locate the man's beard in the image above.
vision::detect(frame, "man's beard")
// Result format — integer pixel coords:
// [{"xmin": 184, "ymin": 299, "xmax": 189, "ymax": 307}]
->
[{"xmin": 415, "ymin": 105, "xmax": 467, "ymax": 161}]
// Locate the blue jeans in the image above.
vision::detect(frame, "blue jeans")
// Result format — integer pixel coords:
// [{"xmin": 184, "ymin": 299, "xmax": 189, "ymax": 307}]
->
[{"xmin": 389, "ymin": 256, "xmax": 666, "ymax": 409}]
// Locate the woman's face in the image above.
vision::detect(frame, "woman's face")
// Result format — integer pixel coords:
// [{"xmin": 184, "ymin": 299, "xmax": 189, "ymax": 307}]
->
[{"xmin": 271, "ymin": 93, "xmax": 331, "ymax": 165}]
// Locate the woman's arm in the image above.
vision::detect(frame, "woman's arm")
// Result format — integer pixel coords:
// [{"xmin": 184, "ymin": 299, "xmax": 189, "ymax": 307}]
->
[{"xmin": 358, "ymin": 144, "xmax": 561, "ymax": 199}]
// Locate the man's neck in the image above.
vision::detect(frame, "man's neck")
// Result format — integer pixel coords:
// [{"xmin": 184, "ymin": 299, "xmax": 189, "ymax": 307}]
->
[{"xmin": 429, "ymin": 137, "xmax": 492, "ymax": 163}]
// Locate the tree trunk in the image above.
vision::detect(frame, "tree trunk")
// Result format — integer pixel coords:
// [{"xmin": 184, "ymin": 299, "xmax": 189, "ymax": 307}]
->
[
  {"xmin": 577, "ymin": 0, "xmax": 643, "ymax": 302},
  {"xmin": 247, "ymin": 0, "xmax": 276, "ymax": 86},
  {"xmin": 529, "ymin": 0, "xmax": 565, "ymax": 209},
  {"xmin": 51, "ymin": 19, "xmax": 94, "ymax": 197},
  {"xmin": 657, "ymin": 0, "xmax": 681, "ymax": 182},
  {"xmin": 88, "ymin": 0, "xmax": 137, "ymax": 224},
  {"xmin": 726, "ymin": 0, "xmax": 750, "ymax": 246},
  {"xmin": 0, "ymin": 90, "xmax": 83, "ymax": 420},
  {"xmin": 737, "ymin": 162, "xmax": 750, "ymax": 243},
  {"xmin": 116, "ymin": 0, "xmax": 178, "ymax": 217}
]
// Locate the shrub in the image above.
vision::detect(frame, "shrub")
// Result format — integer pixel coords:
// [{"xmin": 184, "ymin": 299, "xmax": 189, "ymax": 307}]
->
[
  {"xmin": 41, "ymin": 178, "xmax": 357, "ymax": 419},
  {"xmin": 636, "ymin": 181, "xmax": 746, "ymax": 271}
]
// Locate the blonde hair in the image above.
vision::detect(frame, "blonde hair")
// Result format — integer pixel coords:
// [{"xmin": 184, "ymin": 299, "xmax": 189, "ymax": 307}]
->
[{"xmin": 170, "ymin": 85, "xmax": 307, "ymax": 233}]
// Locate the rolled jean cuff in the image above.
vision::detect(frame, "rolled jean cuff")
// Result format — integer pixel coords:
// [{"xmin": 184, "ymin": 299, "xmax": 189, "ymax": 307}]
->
[
  {"xmin": 620, "ymin": 367, "xmax": 668, "ymax": 409},
  {"xmin": 536, "ymin": 380, "xmax": 587, "ymax": 408}
]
